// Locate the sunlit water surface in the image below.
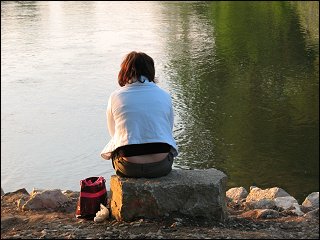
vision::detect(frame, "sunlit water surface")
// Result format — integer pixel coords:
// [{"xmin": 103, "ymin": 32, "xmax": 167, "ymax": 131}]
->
[{"xmin": 1, "ymin": 1, "xmax": 318, "ymax": 202}]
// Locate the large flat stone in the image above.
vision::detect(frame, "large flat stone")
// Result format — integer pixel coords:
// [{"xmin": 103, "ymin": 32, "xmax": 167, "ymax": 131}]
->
[{"xmin": 110, "ymin": 168, "xmax": 228, "ymax": 221}]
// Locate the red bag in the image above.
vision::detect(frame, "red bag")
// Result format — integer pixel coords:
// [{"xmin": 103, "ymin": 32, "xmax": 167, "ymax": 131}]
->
[{"xmin": 75, "ymin": 176, "xmax": 108, "ymax": 219}]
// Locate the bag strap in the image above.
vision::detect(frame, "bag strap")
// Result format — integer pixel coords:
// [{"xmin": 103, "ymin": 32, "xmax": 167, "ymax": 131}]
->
[{"xmin": 80, "ymin": 176, "xmax": 105, "ymax": 187}]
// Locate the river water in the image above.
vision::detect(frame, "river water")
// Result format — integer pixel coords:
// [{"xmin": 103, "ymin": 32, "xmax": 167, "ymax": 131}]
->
[{"xmin": 1, "ymin": 1, "xmax": 318, "ymax": 202}]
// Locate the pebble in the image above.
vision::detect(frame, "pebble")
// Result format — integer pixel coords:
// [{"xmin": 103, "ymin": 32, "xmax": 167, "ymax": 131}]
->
[
  {"xmin": 170, "ymin": 221, "xmax": 182, "ymax": 228},
  {"xmin": 131, "ymin": 223, "xmax": 141, "ymax": 227},
  {"xmin": 173, "ymin": 217, "xmax": 183, "ymax": 222}
]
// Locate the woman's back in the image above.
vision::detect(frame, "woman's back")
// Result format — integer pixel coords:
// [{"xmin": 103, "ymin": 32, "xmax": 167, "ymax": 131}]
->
[
  {"xmin": 111, "ymin": 80, "xmax": 173, "ymax": 145},
  {"xmin": 101, "ymin": 51, "xmax": 178, "ymax": 177}
]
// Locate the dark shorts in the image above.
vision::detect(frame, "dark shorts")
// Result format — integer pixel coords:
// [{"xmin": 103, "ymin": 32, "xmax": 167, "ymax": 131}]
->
[{"xmin": 112, "ymin": 152, "xmax": 174, "ymax": 178}]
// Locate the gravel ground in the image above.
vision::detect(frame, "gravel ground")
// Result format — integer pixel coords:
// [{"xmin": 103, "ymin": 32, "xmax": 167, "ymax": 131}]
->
[{"xmin": 1, "ymin": 191, "xmax": 319, "ymax": 239}]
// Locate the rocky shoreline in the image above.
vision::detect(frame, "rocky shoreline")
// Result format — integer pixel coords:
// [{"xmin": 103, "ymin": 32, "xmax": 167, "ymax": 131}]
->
[{"xmin": 1, "ymin": 186, "xmax": 319, "ymax": 239}]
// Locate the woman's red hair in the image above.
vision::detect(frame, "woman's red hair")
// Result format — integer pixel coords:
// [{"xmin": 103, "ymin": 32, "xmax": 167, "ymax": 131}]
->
[{"xmin": 118, "ymin": 51, "xmax": 155, "ymax": 87}]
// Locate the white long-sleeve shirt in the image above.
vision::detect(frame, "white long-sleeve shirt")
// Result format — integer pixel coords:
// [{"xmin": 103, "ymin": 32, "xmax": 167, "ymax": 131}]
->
[{"xmin": 100, "ymin": 77, "xmax": 178, "ymax": 160}]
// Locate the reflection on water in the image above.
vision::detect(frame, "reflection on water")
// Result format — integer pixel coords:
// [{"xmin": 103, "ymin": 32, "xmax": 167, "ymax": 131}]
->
[
  {"xmin": 1, "ymin": 1, "xmax": 318, "ymax": 202},
  {"xmin": 160, "ymin": 1, "xmax": 319, "ymax": 202}
]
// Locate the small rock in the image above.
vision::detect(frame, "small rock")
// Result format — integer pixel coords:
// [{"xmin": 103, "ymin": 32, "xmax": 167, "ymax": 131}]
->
[
  {"xmin": 245, "ymin": 199, "xmax": 276, "ymax": 210},
  {"xmin": 303, "ymin": 208, "xmax": 319, "ymax": 219},
  {"xmin": 302, "ymin": 192, "xmax": 319, "ymax": 211},
  {"xmin": 226, "ymin": 187, "xmax": 248, "ymax": 203},
  {"xmin": 240, "ymin": 209, "xmax": 279, "ymax": 219},
  {"xmin": 170, "ymin": 221, "xmax": 182, "ymax": 228},
  {"xmin": 22, "ymin": 189, "xmax": 70, "ymax": 211}
]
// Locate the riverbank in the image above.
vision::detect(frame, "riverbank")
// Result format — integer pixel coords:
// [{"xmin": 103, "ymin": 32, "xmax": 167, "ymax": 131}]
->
[{"xmin": 1, "ymin": 186, "xmax": 319, "ymax": 239}]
